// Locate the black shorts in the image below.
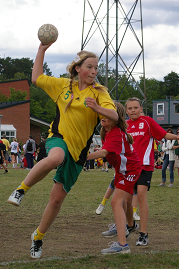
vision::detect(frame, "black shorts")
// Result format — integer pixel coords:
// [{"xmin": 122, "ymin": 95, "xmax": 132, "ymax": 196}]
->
[
  {"xmin": 103, "ymin": 157, "xmax": 107, "ymax": 163},
  {"xmin": 134, "ymin": 170, "xmax": 153, "ymax": 193},
  {"xmin": 11, "ymin": 152, "xmax": 17, "ymax": 156}
]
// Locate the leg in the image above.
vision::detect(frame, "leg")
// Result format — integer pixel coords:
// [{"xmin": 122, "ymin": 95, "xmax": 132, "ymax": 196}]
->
[
  {"xmin": 111, "ymin": 188, "xmax": 130, "ymax": 246},
  {"xmin": 125, "ymin": 193, "xmax": 133, "ymax": 227},
  {"xmin": 38, "ymin": 182, "xmax": 67, "ymax": 234},
  {"xmin": 169, "ymin": 160, "xmax": 174, "ymax": 184},
  {"xmin": 161, "ymin": 155, "xmax": 169, "ymax": 183},
  {"xmin": 137, "ymin": 185, "xmax": 148, "ymax": 234},
  {"xmin": 24, "ymin": 148, "xmax": 65, "ymax": 187}
]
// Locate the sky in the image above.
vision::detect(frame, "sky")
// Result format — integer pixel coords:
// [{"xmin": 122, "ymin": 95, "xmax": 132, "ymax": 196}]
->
[{"xmin": 0, "ymin": 0, "xmax": 179, "ymax": 81}]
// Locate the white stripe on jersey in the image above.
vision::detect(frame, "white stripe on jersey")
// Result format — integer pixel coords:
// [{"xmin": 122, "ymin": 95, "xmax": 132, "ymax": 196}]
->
[
  {"xmin": 120, "ymin": 134, "xmax": 127, "ymax": 175},
  {"xmin": 143, "ymin": 137, "xmax": 153, "ymax": 165}
]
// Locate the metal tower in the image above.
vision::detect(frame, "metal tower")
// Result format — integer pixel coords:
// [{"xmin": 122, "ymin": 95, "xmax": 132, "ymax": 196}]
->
[{"xmin": 81, "ymin": 0, "xmax": 146, "ymax": 106}]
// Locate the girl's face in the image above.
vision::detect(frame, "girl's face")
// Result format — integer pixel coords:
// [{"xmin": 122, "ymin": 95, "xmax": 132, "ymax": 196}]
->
[
  {"xmin": 75, "ymin": 57, "xmax": 98, "ymax": 85},
  {"xmin": 126, "ymin": 100, "xmax": 142, "ymax": 121},
  {"xmin": 101, "ymin": 118, "xmax": 113, "ymax": 131}
]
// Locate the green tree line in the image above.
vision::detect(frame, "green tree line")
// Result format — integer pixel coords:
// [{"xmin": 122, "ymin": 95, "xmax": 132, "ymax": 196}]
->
[{"xmin": 0, "ymin": 57, "xmax": 179, "ymax": 123}]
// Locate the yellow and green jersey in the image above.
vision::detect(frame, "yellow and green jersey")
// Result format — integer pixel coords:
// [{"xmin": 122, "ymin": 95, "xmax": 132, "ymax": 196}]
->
[{"xmin": 36, "ymin": 75, "xmax": 115, "ymax": 165}]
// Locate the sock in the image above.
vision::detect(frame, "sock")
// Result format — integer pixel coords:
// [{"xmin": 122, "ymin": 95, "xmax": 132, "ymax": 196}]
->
[
  {"xmin": 133, "ymin": 207, "xmax": 137, "ymax": 214},
  {"xmin": 33, "ymin": 227, "xmax": 46, "ymax": 241},
  {"xmin": 101, "ymin": 197, "xmax": 108, "ymax": 206},
  {"xmin": 17, "ymin": 181, "xmax": 31, "ymax": 193}
]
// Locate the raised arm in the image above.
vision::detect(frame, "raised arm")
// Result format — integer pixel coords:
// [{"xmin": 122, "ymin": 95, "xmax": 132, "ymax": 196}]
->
[{"xmin": 32, "ymin": 43, "xmax": 52, "ymax": 85}]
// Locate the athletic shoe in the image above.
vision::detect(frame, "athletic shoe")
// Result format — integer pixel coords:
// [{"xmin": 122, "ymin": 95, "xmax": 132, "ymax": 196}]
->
[
  {"xmin": 102, "ymin": 223, "xmax": 129, "ymax": 238},
  {"xmin": 105, "ymin": 169, "xmax": 108, "ymax": 172},
  {"xmin": 158, "ymin": 183, "xmax": 166, "ymax": 187},
  {"xmin": 136, "ymin": 232, "xmax": 149, "ymax": 246},
  {"xmin": 133, "ymin": 212, "xmax": 140, "ymax": 221},
  {"xmin": 30, "ymin": 231, "xmax": 43, "ymax": 259},
  {"xmin": 168, "ymin": 183, "xmax": 173, "ymax": 187},
  {"xmin": 101, "ymin": 241, "xmax": 131, "ymax": 255},
  {"xmin": 102, "ymin": 223, "xmax": 117, "ymax": 238},
  {"xmin": 96, "ymin": 204, "xmax": 105, "ymax": 215},
  {"xmin": 126, "ymin": 221, "xmax": 139, "ymax": 238},
  {"xmin": 4, "ymin": 169, "xmax": 8, "ymax": 174},
  {"xmin": 7, "ymin": 189, "xmax": 25, "ymax": 206}
]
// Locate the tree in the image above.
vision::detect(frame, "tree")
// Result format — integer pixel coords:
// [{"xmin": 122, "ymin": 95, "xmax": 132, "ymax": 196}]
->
[
  {"xmin": 163, "ymin": 71, "xmax": 179, "ymax": 98},
  {"xmin": 8, "ymin": 88, "xmax": 28, "ymax": 101}
]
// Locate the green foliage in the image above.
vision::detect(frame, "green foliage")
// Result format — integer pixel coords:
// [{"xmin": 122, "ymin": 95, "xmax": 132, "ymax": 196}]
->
[
  {"xmin": 8, "ymin": 87, "xmax": 28, "ymax": 101},
  {"xmin": 0, "ymin": 57, "xmax": 33, "ymax": 80},
  {"xmin": 0, "ymin": 91, "xmax": 8, "ymax": 102}
]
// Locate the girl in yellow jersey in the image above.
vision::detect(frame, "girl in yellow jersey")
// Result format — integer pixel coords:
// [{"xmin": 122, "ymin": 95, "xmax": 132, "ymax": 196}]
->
[{"xmin": 8, "ymin": 42, "xmax": 118, "ymax": 259}]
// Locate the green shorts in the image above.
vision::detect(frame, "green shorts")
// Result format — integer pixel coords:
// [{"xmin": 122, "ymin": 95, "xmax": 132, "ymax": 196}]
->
[{"xmin": 46, "ymin": 137, "xmax": 83, "ymax": 193}]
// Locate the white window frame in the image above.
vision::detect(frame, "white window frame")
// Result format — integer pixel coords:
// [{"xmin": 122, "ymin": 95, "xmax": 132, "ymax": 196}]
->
[{"xmin": 157, "ymin": 103, "xmax": 164, "ymax": 115}]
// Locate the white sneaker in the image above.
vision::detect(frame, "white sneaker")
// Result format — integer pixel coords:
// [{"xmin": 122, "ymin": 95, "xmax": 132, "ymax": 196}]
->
[
  {"xmin": 8, "ymin": 189, "xmax": 25, "ymax": 206},
  {"xmin": 133, "ymin": 212, "xmax": 140, "ymax": 221},
  {"xmin": 30, "ymin": 231, "xmax": 43, "ymax": 259},
  {"xmin": 96, "ymin": 204, "xmax": 105, "ymax": 215},
  {"xmin": 168, "ymin": 183, "xmax": 173, "ymax": 187}
]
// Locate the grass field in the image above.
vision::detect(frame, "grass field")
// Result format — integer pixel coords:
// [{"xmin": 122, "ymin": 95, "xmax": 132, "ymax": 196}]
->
[{"xmin": 1, "ymin": 165, "xmax": 179, "ymax": 268}]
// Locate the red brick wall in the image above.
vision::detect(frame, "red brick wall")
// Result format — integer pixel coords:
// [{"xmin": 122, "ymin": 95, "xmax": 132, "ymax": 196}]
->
[
  {"xmin": 0, "ymin": 80, "xmax": 30, "ymax": 100},
  {"xmin": 30, "ymin": 124, "xmax": 41, "ymax": 145},
  {"xmin": 1, "ymin": 102, "xmax": 30, "ymax": 144}
]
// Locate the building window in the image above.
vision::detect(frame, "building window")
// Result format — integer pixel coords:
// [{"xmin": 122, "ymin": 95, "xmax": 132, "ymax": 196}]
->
[
  {"xmin": 1, "ymin": 131, "xmax": 16, "ymax": 141},
  {"xmin": 157, "ymin": 103, "xmax": 164, "ymax": 115},
  {"xmin": 175, "ymin": 104, "xmax": 179, "ymax": 114}
]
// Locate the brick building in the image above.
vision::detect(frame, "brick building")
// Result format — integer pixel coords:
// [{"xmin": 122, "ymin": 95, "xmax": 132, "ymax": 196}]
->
[{"xmin": 0, "ymin": 79, "xmax": 50, "ymax": 145}]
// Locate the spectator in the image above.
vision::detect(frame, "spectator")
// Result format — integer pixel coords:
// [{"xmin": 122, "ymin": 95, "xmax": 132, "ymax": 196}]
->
[
  {"xmin": 24, "ymin": 135, "xmax": 36, "ymax": 169},
  {"xmin": 37, "ymin": 136, "xmax": 47, "ymax": 162},
  {"xmin": 2, "ymin": 134, "xmax": 10, "ymax": 169}
]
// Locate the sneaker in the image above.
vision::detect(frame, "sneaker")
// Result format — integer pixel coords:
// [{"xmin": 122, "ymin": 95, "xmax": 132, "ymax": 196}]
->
[
  {"xmin": 102, "ymin": 223, "xmax": 117, "ymax": 238},
  {"xmin": 168, "ymin": 183, "xmax": 173, "ymax": 187},
  {"xmin": 102, "ymin": 223, "xmax": 129, "ymax": 238},
  {"xmin": 101, "ymin": 241, "xmax": 131, "ymax": 255},
  {"xmin": 136, "ymin": 232, "xmax": 149, "ymax": 246},
  {"xmin": 96, "ymin": 204, "xmax": 105, "ymax": 215},
  {"xmin": 105, "ymin": 169, "xmax": 108, "ymax": 172},
  {"xmin": 126, "ymin": 221, "xmax": 139, "ymax": 238},
  {"xmin": 101, "ymin": 168, "xmax": 104, "ymax": 172},
  {"xmin": 133, "ymin": 212, "xmax": 140, "ymax": 221},
  {"xmin": 7, "ymin": 189, "xmax": 25, "ymax": 206},
  {"xmin": 30, "ymin": 231, "xmax": 43, "ymax": 259},
  {"xmin": 158, "ymin": 183, "xmax": 166, "ymax": 187},
  {"xmin": 4, "ymin": 169, "xmax": 8, "ymax": 174}
]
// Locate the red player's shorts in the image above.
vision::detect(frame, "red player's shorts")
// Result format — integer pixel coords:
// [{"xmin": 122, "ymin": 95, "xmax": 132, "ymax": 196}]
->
[{"xmin": 114, "ymin": 170, "xmax": 141, "ymax": 195}]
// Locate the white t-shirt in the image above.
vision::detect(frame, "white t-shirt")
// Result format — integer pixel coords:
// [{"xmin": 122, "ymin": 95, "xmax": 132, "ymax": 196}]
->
[{"xmin": 10, "ymin": 141, "xmax": 18, "ymax": 153}]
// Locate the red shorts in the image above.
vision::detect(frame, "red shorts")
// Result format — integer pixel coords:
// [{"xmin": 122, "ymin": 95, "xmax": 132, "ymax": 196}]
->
[{"xmin": 114, "ymin": 171, "xmax": 141, "ymax": 195}]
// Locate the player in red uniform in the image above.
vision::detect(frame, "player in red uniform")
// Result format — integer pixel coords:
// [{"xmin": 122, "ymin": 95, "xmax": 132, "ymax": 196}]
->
[
  {"xmin": 125, "ymin": 97, "xmax": 178, "ymax": 246},
  {"xmin": 87, "ymin": 101, "xmax": 141, "ymax": 254}
]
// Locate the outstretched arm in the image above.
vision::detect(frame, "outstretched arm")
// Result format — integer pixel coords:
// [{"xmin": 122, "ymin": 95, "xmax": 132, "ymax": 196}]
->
[
  {"xmin": 87, "ymin": 149, "xmax": 108, "ymax": 160},
  {"xmin": 32, "ymin": 43, "xmax": 52, "ymax": 85}
]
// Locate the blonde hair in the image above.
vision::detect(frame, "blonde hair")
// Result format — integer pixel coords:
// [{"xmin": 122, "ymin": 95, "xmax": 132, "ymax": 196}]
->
[
  {"xmin": 65, "ymin": 50, "xmax": 106, "ymax": 112},
  {"xmin": 100, "ymin": 101, "xmax": 133, "ymax": 144}
]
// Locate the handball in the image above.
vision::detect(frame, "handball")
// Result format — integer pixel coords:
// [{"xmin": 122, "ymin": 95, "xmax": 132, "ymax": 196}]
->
[{"xmin": 38, "ymin": 24, "xmax": 58, "ymax": 45}]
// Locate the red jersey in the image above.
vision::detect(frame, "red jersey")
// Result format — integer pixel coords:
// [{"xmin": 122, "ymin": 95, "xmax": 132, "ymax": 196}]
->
[
  {"xmin": 127, "ymin": 116, "xmax": 167, "ymax": 171},
  {"xmin": 102, "ymin": 126, "xmax": 141, "ymax": 175}
]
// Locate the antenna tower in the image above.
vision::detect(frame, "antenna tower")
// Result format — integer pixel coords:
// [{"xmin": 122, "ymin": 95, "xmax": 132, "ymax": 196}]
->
[{"xmin": 81, "ymin": 0, "xmax": 146, "ymax": 107}]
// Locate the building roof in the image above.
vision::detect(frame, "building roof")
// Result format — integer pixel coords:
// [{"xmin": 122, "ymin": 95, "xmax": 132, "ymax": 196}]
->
[
  {"xmin": 0, "ymin": 100, "xmax": 30, "ymax": 109},
  {"xmin": 30, "ymin": 115, "xmax": 50, "ymax": 128}
]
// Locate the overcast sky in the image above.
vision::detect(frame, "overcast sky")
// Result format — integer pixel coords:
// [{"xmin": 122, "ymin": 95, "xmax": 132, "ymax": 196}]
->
[{"xmin": 0, "ymin": 0, "xmax": 179, "ymax": 81}]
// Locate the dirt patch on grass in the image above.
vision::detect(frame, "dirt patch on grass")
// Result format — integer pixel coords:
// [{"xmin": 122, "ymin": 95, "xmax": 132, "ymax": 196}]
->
[{"xmin": 1, "ymin": 208, "xmax": 179, "ymax": 263}]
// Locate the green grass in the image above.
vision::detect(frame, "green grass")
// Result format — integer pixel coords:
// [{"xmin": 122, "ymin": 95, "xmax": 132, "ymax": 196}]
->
[{"xmin": 1, "ymin": 165, "xmax": 179, "ymax": 268}]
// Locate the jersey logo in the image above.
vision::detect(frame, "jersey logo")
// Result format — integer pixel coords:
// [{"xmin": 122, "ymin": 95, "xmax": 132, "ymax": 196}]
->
[
  {"xmin": 131, "ymin": 125, "xmax": 135, "ymax": 128},
  {"xmin": 119, "ymin": 180, "xmax": 125, "ymax": 185},
  {"xmin": 139, "ymin": 122, "xmax": 144, "ymax": 129}
]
